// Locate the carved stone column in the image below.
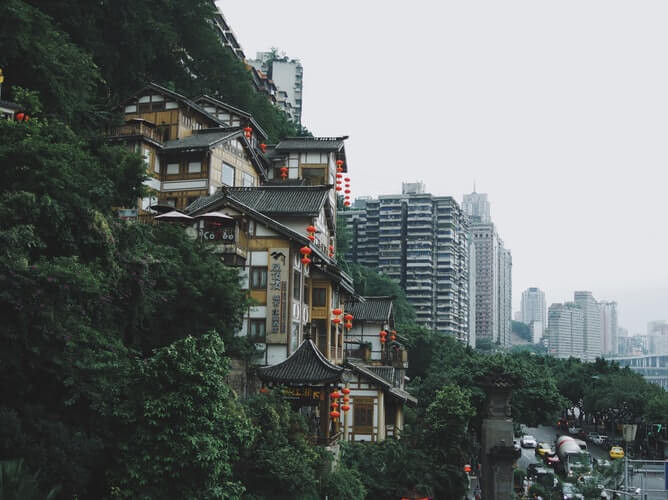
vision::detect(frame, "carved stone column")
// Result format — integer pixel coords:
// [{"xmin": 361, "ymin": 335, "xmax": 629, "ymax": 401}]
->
[{"xmin": 479, "ymin": 374, "xmax": 521, "ymax": 499}]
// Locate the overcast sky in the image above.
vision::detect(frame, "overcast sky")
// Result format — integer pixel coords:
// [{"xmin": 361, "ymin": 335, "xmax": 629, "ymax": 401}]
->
[{"xmin": 220, "ymin": 1, "xmax": 667, "ymax": 334}]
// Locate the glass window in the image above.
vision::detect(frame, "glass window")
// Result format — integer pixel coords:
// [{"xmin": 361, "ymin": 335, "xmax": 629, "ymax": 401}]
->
[
  {"xmin": 249, "ymin": 319, "xmax": 266, "ymax": 340},
  {"xmin": 250, "ymin": 267, "xmax": 267, "ymax": 289},
  {"xmin": 222, "ymin": 163, "xmax": 235, "ymax": 186},
  {"xmin": 302, "ymin": 167, "xmax": 325, "ymax": 185},
  {"xmin": 167, "ymin": 163, "xmax": 179, "ymax": 175},
  {"xmin": 293, "ymin": 270, "xmax": 301, "ymax": 300},
  {"xmin": 303, "ymin": 285, "xmax": 309, "ymax": 305},
  {"xmin": 312, "ymin": 287, "xmax": 326, "ymax": 307},
  {"xmin": 188, "ymin": 161, "xmax": 201, "ymax": 173},
  {"xmin": 353, "ymin": 399, "xmax": 374, "ymax": 427},
  {"xmin": 242, "ymin": 172, "xmax": 255, "ymax": 187}
]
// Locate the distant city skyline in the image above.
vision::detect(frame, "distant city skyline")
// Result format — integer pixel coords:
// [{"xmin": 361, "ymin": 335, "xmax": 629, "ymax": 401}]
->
[{"xmin": 220, "ymin": 1, "xmax": 668, "ymax": 334}]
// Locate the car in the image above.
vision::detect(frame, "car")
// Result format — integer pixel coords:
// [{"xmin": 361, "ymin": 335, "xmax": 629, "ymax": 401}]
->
[
  {"xmin": 586, "ymin": 432, "xmax": 599, "ymax": 442},
  {"xmin": 593, "ymin": 457, "xmax": 612, "ymax": 470},
  {"xmin": 543, "ymin": 450, "xmax": 560, "ymax": 468},
  {"xmin": 609, "ymin": 446, "xmax": 624, "ymax": 459},
  {"xmin": 568, "ymin": 426, "xmax": 582, "ymax": 435},
  {"xmin": 520, "ymin": 435, "xmax": 537, "ymax": 448},
  {"xmin": 535, "ymin": 442, "xmax": 552, "ymax": 457},
  {"xmin": 591, "ymin": 434, "xmax": 608, "ymax": 446},
  {"xmin": 561, "ymin": 482, "xmax": 584, "ymax": 500}
]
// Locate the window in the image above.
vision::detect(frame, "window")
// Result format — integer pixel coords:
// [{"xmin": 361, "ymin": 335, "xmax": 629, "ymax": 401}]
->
[
  {"xmin": 293, "ymin": 270, "xmax": 301, "ymax": 300},
  {"xmin": 188, "ymin": 161, "xmax": 201, "ymax": 173},
  {"xmin": 303, "ymin": 285, "xmax": 309, "ymax": 305},
  {"xmin": 353, "ymin": 399, "xmax": 374, "ymax": 428},
  {"xmin": 302, "ymin": 167, "xmax": 325, "ymax": 186},
  {"xmin": 312, "ymin": 287, "xmax": 326, "ymax": 307},
  {"xmin": 222, "ymin": 163, "xmax": 235, "ymax": 186},
  {"xmin": 167, "ymin": 163, "xmax": 179, "ymax": 175},
  {"xmin": 142, "ymin": 148, "xmax": 150, "ymax": 166},
  {"xmin": 165, "ymin": 198, "xmax": 177, "ymax": 207},
  {"xmin": 249, "ymin": 319, "xmax": 266, "ymax": 340},
  {"xmin": 250, "ymin": 267, "xmax": 267, "ymax": 289},
  {"xmin": 241, "ymin": 172, "xmax": 255, "ymax": 187}
]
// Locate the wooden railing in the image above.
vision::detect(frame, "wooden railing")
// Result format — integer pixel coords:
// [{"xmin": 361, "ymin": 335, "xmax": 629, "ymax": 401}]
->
[{"xmin": 108, "ymin": 122, "xmax": 163, "ymax": 144}]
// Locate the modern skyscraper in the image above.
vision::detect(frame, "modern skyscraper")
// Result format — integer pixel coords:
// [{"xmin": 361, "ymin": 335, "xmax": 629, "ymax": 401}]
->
[
  {"xmin": 574, "ymin": 291, "xmax": 602, "ymax": 361},
  {"xmin": 463, "ymin": 191, "xmax": 512, "ymax": 348},
  {"xmin": 599, "ymin": 301, "xmax": 618, "ymax": 356},
  {"xmin": 521, "ymin": 288, "xmax": 547, "ymax": 327},
  {"xmin": 548, "ymin": 302, "xmax": 584, "ymax": 359},
  {"xmin": 344, "ymin": 186, "xmax": 473, "ymax": 345}
]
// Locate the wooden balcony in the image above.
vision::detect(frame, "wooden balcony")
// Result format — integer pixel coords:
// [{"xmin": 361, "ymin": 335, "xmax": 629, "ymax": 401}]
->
[{"xmin": 107, "ymin": 120, "xmax": 163, "ymax": 145}]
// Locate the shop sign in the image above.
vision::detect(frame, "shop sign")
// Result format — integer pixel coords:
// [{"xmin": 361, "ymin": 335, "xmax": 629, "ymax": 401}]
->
[
  {"xmin": 281, "ymin": 386, "xmax": 322, "ymax": 401},
  {"xmin": 266, "ymin": 248, "xmax": 289, "ymax": 344}
]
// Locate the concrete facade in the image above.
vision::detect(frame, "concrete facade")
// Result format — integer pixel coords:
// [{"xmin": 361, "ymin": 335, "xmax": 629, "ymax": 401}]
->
[
  {"xmin": 521, "ymin": 287, "xmax": 546, "ymax": 328},
  {"xmin": 249, "ymin": 52, "xmax": 303, "ymax": 124},
  {"xmin": 548, "ymin": 302, "xmax": 585, "ymax": 359},
  {"xmin": 599, "ymin": 301, "xmax": 618, "ymax": 356},
  {"xmin": 574, "ymin": 291, "xmax": 602, "ymax": 361},
  {"xmin": 343, "ymin": 189, "xmax": 473, "ymax": 345}
]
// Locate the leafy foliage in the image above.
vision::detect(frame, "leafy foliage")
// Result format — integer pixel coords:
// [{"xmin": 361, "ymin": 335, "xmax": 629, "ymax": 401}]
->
[{"xmin": 512, "ymin": 320, "xmax": 532, "ymax": 342}]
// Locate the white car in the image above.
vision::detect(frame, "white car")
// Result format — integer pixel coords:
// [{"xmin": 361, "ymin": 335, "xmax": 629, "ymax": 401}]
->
[
  {"xmin": 591, "ymin": 435, "xmax": 607, "ymax": 445},
  {"xmin": 520, "ymin": 435, "xmax": 537, "ymax": 448}
]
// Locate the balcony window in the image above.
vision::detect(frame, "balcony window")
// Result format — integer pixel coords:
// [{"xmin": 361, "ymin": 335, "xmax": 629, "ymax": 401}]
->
[
  {"xmin": 250, "ymin": 267, "xmax": 267, "ymax": 289},
  {"xmin": 249, "ymin": 319, "xmax": 266, "ymax": 341},
  {"xmin": 312, "ymin": 287, "xmax": 326, "ymax": 307},
  {"xmin": 222, "ymin": 163, "xmax": 235, "ymax": 186},
  {"xmin": 166, "ymin": 163, "xmax": 179, "ymax": 175},
  {"xmin": 188, "ymin": 161, "xmax": 201, "ymax": 173}
]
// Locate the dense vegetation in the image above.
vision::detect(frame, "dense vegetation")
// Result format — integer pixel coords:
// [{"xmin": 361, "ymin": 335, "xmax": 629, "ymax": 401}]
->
[{"xmin": 0, "ymin": 0, "xmax": 303, "ymax": 141}]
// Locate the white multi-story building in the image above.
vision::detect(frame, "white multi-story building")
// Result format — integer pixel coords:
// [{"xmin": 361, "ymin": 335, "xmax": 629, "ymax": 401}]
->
[
  {"xmin": 599, "ymin": 301, "xmax": 618, "ymax": 356},
  {"xmin": 343, "ymin": 186, "xmax": 473, "ymax": 345},
  {"xmin": 548, "ymin": 302, "xmax": 584, "ymax": 359},
  {"xmin": 249, "ymin": 52, "xmax": 303, "ymax": 124},
  {"xmin": 574, "ymin": 291, "xmax": 602, "ymax": 361},
  {"xmin": 521, "ymin": 287, "xmax": 547, "ymax": 328},
  {"xmin": 463, "ymin": 191, "xmax": 512, "ymax": 349}
]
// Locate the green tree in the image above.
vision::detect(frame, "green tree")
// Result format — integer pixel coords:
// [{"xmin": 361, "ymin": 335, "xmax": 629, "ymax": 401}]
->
[
  {"xmin": 108, "ymin": 334, "xmax": 253, "ymax": 500},
  {"xmin": 512, "ymin": 320, "xmax": 532, "ymax": 342}
]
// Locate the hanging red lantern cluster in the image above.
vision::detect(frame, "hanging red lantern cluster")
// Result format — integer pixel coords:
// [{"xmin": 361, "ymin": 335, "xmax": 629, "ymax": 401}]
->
[
  {"xmin": 390, "ymin": 330, "xmax": 397, "ymax": 342},
  {"xmin": 243, "ymin": 126, "xmax": 252, "ymax": 139},
  {"xmin": 300, "ymin": 245, "xmax": 312, "ymax": 265},
  {"xmin": 344, "ymin": 313, "xmax": 353, "ymax": 330},
  {"xmin": 280, "ymin": 166, "xmax": 288, "ymax": 180},
  {"xmin": 379, "ymin": 330, "xmax": 387, "ymax": 344},
  {"xmin": 343, "ymin": 175, "xmax": 352, "ymax": 207},
  {"xmin": 15, "ymin": 112, "xmax": 29, "ymax": 122},
  {"xmin": 336, "ymin": 159, "xmax": 344, "ymax": 172},
  {"xmin": 306, "ymin": 225, "xmax": 316, "ymax": 242},
  {"xmin": 259, "ymin": 143, "xmax": 267, "ymax": 153},
  {"xmin": 332, "ymin": 308, "xmax": 343, "ymax": 325},
  {"xmin": 330, "ymin": 388, "xmax": 341, "ymax": 419},
  {"xmin": 329, "ymin": 243, "xmax": 334, "ymax": 258}
]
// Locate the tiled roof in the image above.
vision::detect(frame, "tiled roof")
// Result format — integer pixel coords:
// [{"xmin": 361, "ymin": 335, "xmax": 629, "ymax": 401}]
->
[
  {"xmin": 194, "ymin": 95, "xmax": 268, "ymax": 140},
  {"xmin": 346, "ymin": 361, "xmax": 417, "ymax": 407},
  {"xmin": 344, "ymin": 296, "xmax": 393, "ymax": 322},
  {"xmin": 275, "ymin": 137, "xmax": 347, "ymax": 152},
  {"xmin": 225, "ymin": 186, "xmax": 329, "ymax": 216},
  {"xmin": 163, "ymin": 128, "xmax": 240, "ymax": 151},
  {"xmin": 258, "ymin": 339, "xmax": 343, "ymax": 385}
]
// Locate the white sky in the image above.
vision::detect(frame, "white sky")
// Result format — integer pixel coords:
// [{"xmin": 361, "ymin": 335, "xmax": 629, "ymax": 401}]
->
[{"xmin": 220, "ymin": 1, "xmax": 667, "ymax": 334}]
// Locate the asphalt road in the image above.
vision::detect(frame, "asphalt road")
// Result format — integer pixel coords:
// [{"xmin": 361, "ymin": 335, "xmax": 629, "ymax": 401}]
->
[{"xmin": 518, "ymin": 425, "xmax": 667, "ymax": 499}]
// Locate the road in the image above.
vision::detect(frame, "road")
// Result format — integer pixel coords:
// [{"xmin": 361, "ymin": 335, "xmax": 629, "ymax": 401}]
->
[{"xmin": 518, "ymin": 425, "xmax": 667, "ymax": 499}]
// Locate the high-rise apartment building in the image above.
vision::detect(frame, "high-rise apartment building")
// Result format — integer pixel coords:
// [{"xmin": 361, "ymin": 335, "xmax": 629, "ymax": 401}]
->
[
  {"xmin": 344, "ymin": 186, "xmax": 474, "ymax": 345},
  {"xmin": 249, "ymin": 52, "xmax": 303, "ymax": 124},
  {"xmin": 463, "ymin": 191, "xmax": 512, "ymax": 348},
  {"xmin": 574, "ymin": 291, "xmax": 602, "ymax": 361},
  {"xmin": 599, "ymin": 301, "xmax": 618, "ymax": 356},
  {"xmin": 548, "ymin": 303, "xmax": 584, "ymax": 358},
  {"xmin": 521, "ymin": 287, "xmax": 547, "ymax": 328}
]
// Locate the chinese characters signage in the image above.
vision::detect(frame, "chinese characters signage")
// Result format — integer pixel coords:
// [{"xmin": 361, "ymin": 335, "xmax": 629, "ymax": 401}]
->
[
  {"xmin": 281, "ymin": 386, "xmax": 322, "ymax": 401},
  {"xmin": 266, "ymin": 248, "xmax": 289, "ymax": 344}
]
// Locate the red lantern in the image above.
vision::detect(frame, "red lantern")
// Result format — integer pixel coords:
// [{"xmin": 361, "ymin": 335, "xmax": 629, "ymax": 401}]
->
[
  {"xmin": 300, "ymin": 246, "xmax": 312, "ymax": 255},
  {"xmin": 342, "ymin": 396, "xmax": 350, "ymax": 402},
  {"xmin": 336, "ymin": 173, "xmax": 342, "ymax": 179},
  {"xmin": 329, "ymin": 245, "xmax": 334, "ymax": 252},
  {"xmin": 344, "ymin": 177, "xmax": 350, "ymax": 182},
  {"xmin": 344, "ymin": 314, "xmax": 353, "ymax": 321},
  {"xmin": 330, "ymin": 410, "xmax": 340, "ymax": 419},
  {"xmin": 379, "ymin": 330, "xmax": 387, "ymax": 337},
  {"xmin": 329, "ymin": 253, "xmax": 334, "ymax": 258},
  {"xmin": 24, "ymin": 116, "xmax": 29, "ymax": 121},
  {"xmin": 331, "ymin": 401, "xmax": 339, "ymax": 409},
  {"xmin": 306, "ymin": 225, "xmax": 316, "ymax": 234},
  {"xmin": 331, "ymin": 390, "xmax": 341, "ymax": 399},
  {"xmin": 380, "ymin": 337, "xmax": 386, "ymax": 344},
  {"xmin": 464, "ymin": 464, "xmax": 472, "ymax": 473},
  {"xmin": 336, "ymin": 186, "xmax": 342, "ymax": 191},
  {"xmin": 307, "ymin": 235, "xmax": 315, "ymax": 241},
  {"xmin": 260, "ymin": 386, "xmax": 269, "ymax": 394},
  {"xmin": 341, "ymin": 405, "xmax": 350, "ymax": 412},
  {"xmin": 344, "ymin": 189, "xmax": 351, "ymax": 194},
  {"xmin": 243, "ymin": 126, "xmax": 252, "ymax": 138},
  {"xmin": 301, "ymin": 256, "xmax": 311, "ymax": 265},
  {"xmin": 336, "ymin": 160, "xmax": 343, "ymax": 168},
  {"xmin": 332, "ymin": 318, "xmax": 341, "ymax": 324},
  {"xmin": 332, "ymin": 308, "xmax": 342, "ymax": 315},
  {"xmin": 345, "ymin": 321, "xmax": 353, "ymax": 329},
  {"xmin": 260, "ymin": 143, "xmax": 267, "ymax": 152},
  {"xmin": 344, "ymin": 201, "xmax": 350, "ymax": 207},
  {"xmin": 16, "ymin": 112, "xmax": 24, "ymax": 121},
  {"xmin": 342, "ymin": 388, "xmax": 350, "ymax": 395},
  {"xmin": 390, "ymin": 331, "xmax": 397, "ymax": 341}
]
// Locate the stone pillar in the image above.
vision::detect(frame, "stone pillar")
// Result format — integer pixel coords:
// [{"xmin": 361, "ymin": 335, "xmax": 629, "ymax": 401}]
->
[{"xmin": 480, "ymin": 376, "xmax": 521, "ymax": 500}]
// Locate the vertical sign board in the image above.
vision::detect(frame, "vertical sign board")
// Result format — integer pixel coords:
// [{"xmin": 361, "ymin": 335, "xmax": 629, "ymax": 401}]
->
[{"xmin": 266, "ymin": 248, "xmax": 289, "ymax": 344}]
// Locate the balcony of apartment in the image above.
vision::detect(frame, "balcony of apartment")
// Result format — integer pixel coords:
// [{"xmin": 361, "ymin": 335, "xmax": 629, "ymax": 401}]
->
[{"xmin": 107, "ymin": 119, "xmax": 164, "ymax": 146}]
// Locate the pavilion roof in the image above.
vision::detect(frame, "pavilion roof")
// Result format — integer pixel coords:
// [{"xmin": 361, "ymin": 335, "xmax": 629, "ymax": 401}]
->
[{"xmin": 258, "ymin": 339, "xmax": 344, "ymax": 386}]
